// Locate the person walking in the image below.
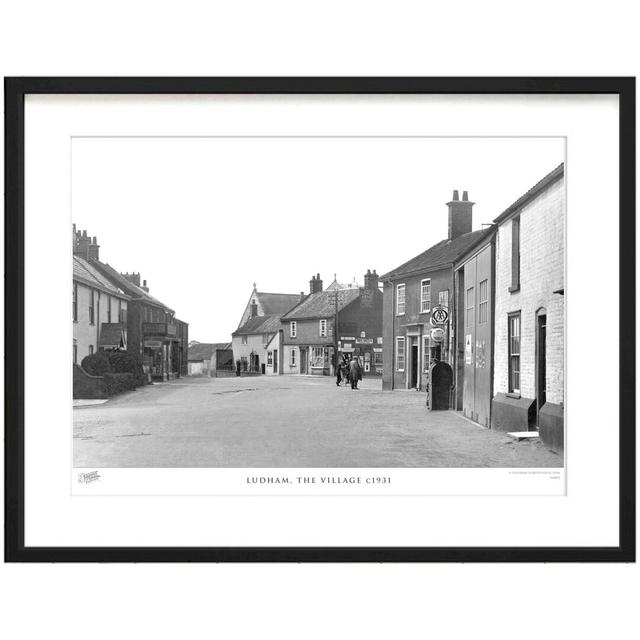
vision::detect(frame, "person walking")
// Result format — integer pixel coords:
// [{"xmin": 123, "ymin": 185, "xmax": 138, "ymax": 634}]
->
[{"xmin": 349, "ymin": 355, "xmax": 362, "ymax": 390}]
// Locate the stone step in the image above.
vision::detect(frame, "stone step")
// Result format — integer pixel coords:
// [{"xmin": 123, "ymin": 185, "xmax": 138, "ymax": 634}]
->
[{"xmin": 506, "ymin": 431, "xmax": 540, "ymax": 441}]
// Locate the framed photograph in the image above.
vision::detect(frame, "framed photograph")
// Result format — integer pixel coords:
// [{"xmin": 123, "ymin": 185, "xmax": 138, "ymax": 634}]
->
[{"xmin": 4, "ymin": 77, "xmax": 635, "ymax": 562}]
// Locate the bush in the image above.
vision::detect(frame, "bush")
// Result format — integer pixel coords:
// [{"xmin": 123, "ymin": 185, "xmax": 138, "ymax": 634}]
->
[
  {"xmin": 107, "ymin": 351, "xmax": 146, "ymax": 386},
  {"xmin": 104, "ymin": 372, "xmax": 135, "ymax": 395},
  {"xmin": 81, "ymin": 352, "xmax": 112, "ymax": 376}
]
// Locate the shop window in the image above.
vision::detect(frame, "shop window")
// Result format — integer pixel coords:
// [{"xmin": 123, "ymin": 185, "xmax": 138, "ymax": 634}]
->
[{"xmin": 422, "ymin": 335, "xmax": 431, "ymax": 373}]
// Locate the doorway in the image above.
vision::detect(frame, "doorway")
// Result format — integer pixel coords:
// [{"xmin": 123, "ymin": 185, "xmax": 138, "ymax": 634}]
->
[
  {"xmin": 273, "ymin": 349, "xmax": 278, "ymax": 373},
  {"xmin": 410, "ymin": 337, "xmax": 419, "ymax": 389},
  {"xmin": 536, "ymin": 310, "xmax": 547, "ymax": 426},
  {"xmin": 300, "ymin": 348, "xmax": 308, "ymax": 374}
]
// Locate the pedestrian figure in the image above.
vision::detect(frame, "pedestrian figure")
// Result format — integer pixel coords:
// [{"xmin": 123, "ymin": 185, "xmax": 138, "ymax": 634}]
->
[{"xmin": 349, "ymin": 355, "xmax": 362, "ymax": 389}]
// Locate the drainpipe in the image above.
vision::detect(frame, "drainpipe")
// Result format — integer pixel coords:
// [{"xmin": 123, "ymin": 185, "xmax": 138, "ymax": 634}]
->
[{"xmin": 384, "ymin": 278, "xmax": 395, "ymax": 390}]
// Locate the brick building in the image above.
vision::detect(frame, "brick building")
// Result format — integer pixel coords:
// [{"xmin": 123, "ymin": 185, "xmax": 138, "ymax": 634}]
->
[
  {"xmin": 491, "ymin": 164, "xmax": 565, "ymax": 451},
  {"xmin": 280, "ymin": 271, "xmax": 383, "ymax": 376},
  {"xmin": 381, "ymin": 191, "xmax": 491, "ymax": 391}
]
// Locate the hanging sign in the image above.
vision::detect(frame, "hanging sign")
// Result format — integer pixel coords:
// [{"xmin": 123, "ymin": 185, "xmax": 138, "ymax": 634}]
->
[
  {"xmin": 430, "ymin": 305, "xmax": 449, "ymax": 326},
  {"xmin": 430, "ymin": 327, "xmax": 445, "ymax": 343}
]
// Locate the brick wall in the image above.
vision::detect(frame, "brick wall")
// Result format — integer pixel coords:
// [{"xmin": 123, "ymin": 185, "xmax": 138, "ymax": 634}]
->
[
  {"xmin": 493, "ymin": 177, "xmax": 564, "ymax": 404},
  {"xmin": 382, "ymin": 267, "xmax": 453, "ymax": 390}
]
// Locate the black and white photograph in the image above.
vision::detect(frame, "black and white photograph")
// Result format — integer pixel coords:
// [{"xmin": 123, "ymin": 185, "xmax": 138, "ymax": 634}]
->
[
  {"xmin": 6, "ymin": 78, "xmax": 633, "ymax": 561},
  {"xmin": 71, "ymin": 136, "xmax": 565, "ymax": 471}
]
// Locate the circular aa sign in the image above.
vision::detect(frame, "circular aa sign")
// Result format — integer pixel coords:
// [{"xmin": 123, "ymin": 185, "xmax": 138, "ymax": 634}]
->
[
  {"xmin": 430, "ymin": 327, "xmax": 445, "ymax": 343},
  {"xmin": 430, "ymin": 305, "xmax": 449, "ymax": 326}
]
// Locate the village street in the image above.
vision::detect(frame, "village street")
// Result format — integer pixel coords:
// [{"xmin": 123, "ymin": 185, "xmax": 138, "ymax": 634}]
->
[{"xmin": 73, "ymin": 375, "xmax": 562, "ymax": 468}]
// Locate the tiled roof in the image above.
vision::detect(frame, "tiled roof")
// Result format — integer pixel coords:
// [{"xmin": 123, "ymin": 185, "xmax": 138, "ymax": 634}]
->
[
  {"xmin": 73, "ymin": 256, "xmax": 129, "ymax": 297},
  {"xmin": 493, "ymin": 163, "xmax": 564, "ymax": 225},
  {"xmin": 99, "ymin": 323, "xmax": 127, "ymax": 348},
  {"xmin": 232, "ymin": 315, "xmax": 282, "ymax": 336},
  {"xmin": 281, "ymin": 288, "xmax": 360, "ymax": 320},
  {"xmin": 188, "ymin": 342, "xmax": 231, "ymax": 361},
  {"xmin": 256, "ymin": 292, "xmax": 301, "ymax": 315},
  {"xmin": 380, "ymin": 228, "xmax": 492, "ymax": 280},
  {"xmin": 89, "ymin": 260, "xmax": 173, "ymax": 312}
]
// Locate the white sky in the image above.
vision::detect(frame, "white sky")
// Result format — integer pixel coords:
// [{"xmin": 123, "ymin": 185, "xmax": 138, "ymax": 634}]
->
[{"xmin": 72, "ymin": 137, "xmax": 564, "ymax": 341}]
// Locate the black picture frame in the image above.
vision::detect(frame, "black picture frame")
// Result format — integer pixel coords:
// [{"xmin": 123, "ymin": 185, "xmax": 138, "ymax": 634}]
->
[{"xmin": 4, "ymin": 77, "xmax": 636, "ymax": 563}]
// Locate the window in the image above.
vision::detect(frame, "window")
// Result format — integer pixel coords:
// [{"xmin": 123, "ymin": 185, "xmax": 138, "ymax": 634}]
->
[
  {"xmin": 89, "ymin": 289, "xmax": 95, "ymax": 325},
  {"xmin": 396, "ymin": 337, "xmax": 405, "ymax": 371},
  {"xmin": 73, "ymin": 283, "xmax": 78, "ymax": 321},
  {"xmin": 267, "ymin": 351, "xmax": 273, "ymax": 366},
  {"xmin": 396, "ymin": 284, "xmax": 406, "ymax": 315},
  {"xmin": 466, "ymin": 287, "xmax": 474, "ymax": 328},
  {"xmin": 241, "ymin": 335, "xmax": 248, "ymax": 345},
  {"xmin": 311, "ymin": 346, "xmax": 326, "ymax": 367},
  {"xmin": 478, "ymin": 279, "xmax": 488, "ymax": 324},
  {"xmin": 508, "ymin": 313, "xmax": 521, "ymax": 393},
  {"xmin": 319, "ymin": 319, "xmax": 327, "ymax": 337},
  {"xmin": 510, "ymin": 215, "xmax": 520, "ymax": 291},
  {"xmin": 107, "ymin": 295, "xmax": 112, "ymax": 323},
  {"xmin": 420, "ymin": 279, "xmax": 431, "ymax": 313},
  {"xmin": 439, "ymin": 289, "xmax": 449, "ymax": 309},
  {"xmin": 73, "ymin": 343, "xmax": 77, "ymax": 364},
  {"xmin": 290, "ymin": 348, "xmax": 297, "ymax": 366},
  {"xmin": 120, "ymin": 304, "xmax": 127, "ymax": 324},
  {"xmin": 422, "ymin": 335, "xmax": 431, "ymax": 373},
  {"xmin": 290, "ymin": 321, "xmax": 297, "ymax": 338},
  {"xmin": 373, "ymin": 351, "xmax": 383, "ymax": 366},
  {"xmin": 89, "ymin": 345, "xmax": 94, "ymax": 356}
]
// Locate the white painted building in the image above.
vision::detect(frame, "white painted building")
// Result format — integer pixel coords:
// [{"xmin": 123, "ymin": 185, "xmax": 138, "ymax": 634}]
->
[{"xmin": 491, "ymin": 164, "xmax": 565, "ymax": 452}]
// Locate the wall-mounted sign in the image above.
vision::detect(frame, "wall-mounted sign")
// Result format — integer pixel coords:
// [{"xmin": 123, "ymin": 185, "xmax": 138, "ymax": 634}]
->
[
  {"xmin": 430, "ymin": 328, "xmax": 445, "ymax": 343},
  {"xmin": 144, "ymin": 339, "xmax": 163, "ymax": 348},
  {"xmin": 355, "ymin": 338, "xmax": 373, "ymax": 344},
  {"xmin": 465, "ymin": 334, "xmax": 472, "ymax": 364},
  {"xmin": 373, "ymin": 348, "xmax": 383, "ymax": 353},
  {"xmin": 341, "ymin": 344, "xmax": 354, "ymax": 352},
  {"xmin": 341, "ymin": 336, "xmax": 355, "ymax": 341},
  {"xmin": 430, "ymin": 305, "xmax": 449, "ymax": 326}
]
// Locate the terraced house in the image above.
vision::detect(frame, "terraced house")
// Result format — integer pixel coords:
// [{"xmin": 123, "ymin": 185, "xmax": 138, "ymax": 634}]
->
[
  {"xmin": 73, "ymin": 245, "xmax": 129, "ymax": 364},
  {"xmin": 280, "ymin": 271, "xmax": 383, "ymax": 376},
  {"xmin": 381, "ymin": 191, "xmax": 492, "ymax": 392}
]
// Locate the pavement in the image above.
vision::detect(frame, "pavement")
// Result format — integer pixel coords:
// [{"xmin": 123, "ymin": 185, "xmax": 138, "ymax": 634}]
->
[{"xmin": 73, "ymin": 375, "xmax": 563, "ymax": 468}]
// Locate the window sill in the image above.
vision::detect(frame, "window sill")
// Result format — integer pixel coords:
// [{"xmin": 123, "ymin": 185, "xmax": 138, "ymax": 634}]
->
[
  {"xmin": 506, "ymin": 392, "xmax": 521, "ymax": 399},
  {"xmin": 419, "ymin": 310, "xmax": 431, "ymax": 315},
  {"xmin": 508, "ymin": 285, "xmax": 520, "ymax": 293},
  {"xmin": 396, "ymin": 313, "xmax": 405, "ymax": 317}
]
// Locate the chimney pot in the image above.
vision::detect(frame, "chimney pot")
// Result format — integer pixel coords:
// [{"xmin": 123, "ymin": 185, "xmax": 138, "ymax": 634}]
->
[
  {"xmin": 453, "ymin": 190, "xmax": 459, "ymax": 201},
  {"xmin": 462, "ymin": 191, "xmax": 468, "ymax": 201}
]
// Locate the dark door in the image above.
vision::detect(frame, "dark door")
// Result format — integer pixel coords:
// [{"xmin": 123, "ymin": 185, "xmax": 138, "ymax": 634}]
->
[
  {"xmin": 273, "ymin": 349, "xmax": 278, "ymax": 373},
  {"xmin": 300, "ymin": 348, "xmax": 307, "ymax": 374},
  {"xmin": 410, "ymin": 344, "xmax": 419, "ymax": 388},
  {"xmin": 536, "ymin": 313, "xmax": 547, "ymax": 424}
]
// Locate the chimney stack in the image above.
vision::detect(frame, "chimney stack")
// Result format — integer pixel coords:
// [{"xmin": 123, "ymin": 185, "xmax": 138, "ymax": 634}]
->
[
  {"xmin": 122, "ymin": 272, "xmax": 141, "ymax": 287},
  {"xmin": 447, "ymin": 190, "xmax": 474, "ymax": 240},
  {"xmin": 364, "ymin": 268, "xmax": 379, "ymax": 291},
  {"xmin": 141, "ymin": 279, "xmax": 149, "ymax": 293},
  {"xmin": 250, "ymin": 299, "xmax": 258, "ymax": 318},
  {"xmin": 299, "ymin": 291, "xmax": 306, "ymax": 302},
  {"xmin": 73, "ymin": 228, "xmax": 100, "ymax": 261},
  {"xmin": 309, "ymin": 273, "xmax": 324, "ymax": 294}
]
